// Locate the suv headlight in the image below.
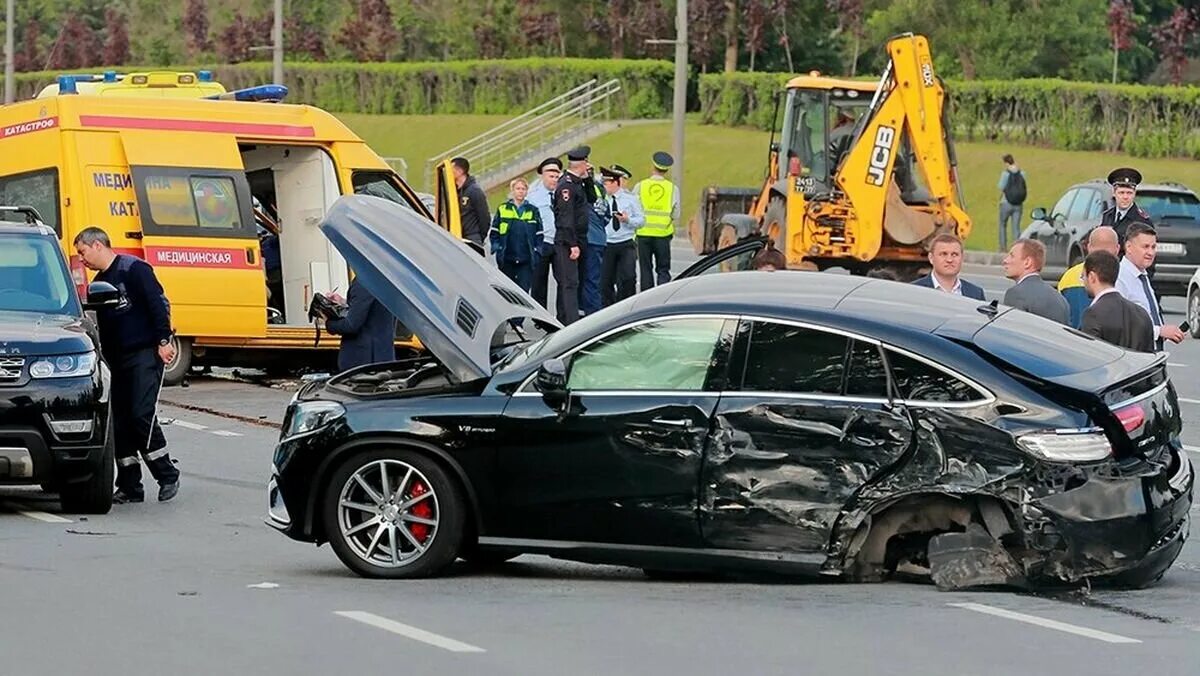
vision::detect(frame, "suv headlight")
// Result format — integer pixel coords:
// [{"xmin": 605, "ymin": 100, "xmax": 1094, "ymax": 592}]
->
[
  {"xmin": 29, "ymin": 352, "xmax": 97, "ymax": 379},
  {"xmin": 283, "ymin": 400, "xmax": 345, "ymax": 439}
]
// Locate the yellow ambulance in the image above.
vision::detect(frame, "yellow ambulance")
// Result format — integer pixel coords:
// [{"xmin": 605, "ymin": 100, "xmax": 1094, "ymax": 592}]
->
[{"xmin": 0, "ymin": 70, "xmax": 463, "ymax": 384}]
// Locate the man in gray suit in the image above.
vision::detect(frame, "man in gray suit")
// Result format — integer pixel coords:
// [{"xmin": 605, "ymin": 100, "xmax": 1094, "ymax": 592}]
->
[{"xmin": 1002, "ymin": 238, "xmax": 1069, "ymax": 324}]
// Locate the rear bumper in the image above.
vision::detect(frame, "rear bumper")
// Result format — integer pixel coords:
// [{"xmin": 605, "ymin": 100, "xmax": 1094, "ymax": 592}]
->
[{"xmin": 1150, "ymin": 264, "xmax": 1197, "ymax": 296}]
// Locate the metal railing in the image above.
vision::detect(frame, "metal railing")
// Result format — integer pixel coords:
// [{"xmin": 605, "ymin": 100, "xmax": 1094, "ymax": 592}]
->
[
  {"xmin": 382, "ymin": 157, "xmax": 408, "ymax": 179},
  {"xmin": 423, "ymin": 79, "xmax": 621, "ymax": 191}
]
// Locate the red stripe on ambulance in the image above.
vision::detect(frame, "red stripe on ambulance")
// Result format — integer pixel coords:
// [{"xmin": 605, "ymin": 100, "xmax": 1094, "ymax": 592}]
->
[{"xmin": 79, "ymin": 114, "xmax": 315, "ymax": 138}]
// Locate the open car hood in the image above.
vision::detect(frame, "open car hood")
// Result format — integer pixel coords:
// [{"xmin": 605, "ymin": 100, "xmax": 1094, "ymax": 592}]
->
[{"xmin": 319, "ymin": 195, "xmax": 561, "ymax": 383}]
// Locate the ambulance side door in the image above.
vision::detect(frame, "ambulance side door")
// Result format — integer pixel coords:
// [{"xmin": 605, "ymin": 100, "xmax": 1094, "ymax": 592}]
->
[
  {"xmin": 120, "ymin": 133, "xmax": 265, "ymax": 339},
  {"xmin": 433, "ymin": 159, "xmax": 464, "ymax": 240}
]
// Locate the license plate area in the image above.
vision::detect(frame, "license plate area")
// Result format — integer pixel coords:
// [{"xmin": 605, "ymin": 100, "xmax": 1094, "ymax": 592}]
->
[{"xmin": 1157, "ymin": 242, "xmax": 1186, "ymax": 255}]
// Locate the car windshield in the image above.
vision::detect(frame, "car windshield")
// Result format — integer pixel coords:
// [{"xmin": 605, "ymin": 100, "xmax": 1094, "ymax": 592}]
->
[
  {"xmin": 1138, "ymin": 191, "xmax": 1200, "ymax": 221},
  {"xmin": 0, "ymin": 233, "xmax": 78, "ymax": 315}
]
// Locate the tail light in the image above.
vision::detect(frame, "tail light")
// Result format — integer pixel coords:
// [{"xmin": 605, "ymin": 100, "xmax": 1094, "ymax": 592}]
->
[
  {"xmin": 1114, "ymin": 403, "xmax": 1146, "ymax": 434},
  {"xmin": 1016, "ymin": 430, "xmax": 1112, "ymax": 462},
  {"xmin": 70, "ymin": 255, "xmax": 87, "ymax": 299}
]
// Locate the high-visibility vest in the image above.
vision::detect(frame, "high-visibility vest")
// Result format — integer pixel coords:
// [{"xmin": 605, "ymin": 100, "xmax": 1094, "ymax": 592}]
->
[
  {"xmin": 495, "ymin": 202, "xmax": 536, "ymax": 235},
  {"xmin": 638, "ymin": 177, "xmax": 676, "ymax": 238}
]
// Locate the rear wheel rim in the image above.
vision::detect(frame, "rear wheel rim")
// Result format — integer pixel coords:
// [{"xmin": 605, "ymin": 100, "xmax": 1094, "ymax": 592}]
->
[
  {"xmin": 1190, "ymin": 294, "xmax": 1199, "ymax": 330},
  {"xmin": 337, "ymin": 459, "xmax": 439, "ymax": 569}
]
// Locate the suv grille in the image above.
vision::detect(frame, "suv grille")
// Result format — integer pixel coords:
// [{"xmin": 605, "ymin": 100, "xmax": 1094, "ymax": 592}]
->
[{"xmin": 0, "ymin": 356, "xmax": 25, "ymax": 381}]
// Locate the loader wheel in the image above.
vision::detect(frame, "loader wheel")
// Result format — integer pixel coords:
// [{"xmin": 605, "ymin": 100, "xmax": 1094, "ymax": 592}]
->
[{"xmin": 764, "ymin": 196, "xmax": 788, "ymax": 254}]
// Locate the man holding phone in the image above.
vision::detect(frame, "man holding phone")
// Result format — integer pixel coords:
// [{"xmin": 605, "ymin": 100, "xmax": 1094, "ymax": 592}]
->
[
  {"xmin": 1115, "ymin": 222, "xmax": 1186, "ymax": 351},
  {"xmin": 600, "ymin": 165, "xmax": 645, "ymax": 306}
]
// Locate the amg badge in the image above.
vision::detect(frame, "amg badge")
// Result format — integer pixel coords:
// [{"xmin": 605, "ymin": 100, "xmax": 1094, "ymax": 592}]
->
[{"xmin": 866, "ymin": 125, "xmax": 897, "ymax": 187}]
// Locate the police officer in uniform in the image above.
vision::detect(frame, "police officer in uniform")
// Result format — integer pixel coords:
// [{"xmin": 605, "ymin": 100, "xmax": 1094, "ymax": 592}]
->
[
  {"xmin": 635, "ymin": 151, "xmax": 680, "ymax": 291},
  {"xmin": 600, "ymin": 165, "xmax": 645, "ymax": 306},
  {"xmin": 73, "ymin": 227, "xmax": 180, "ymax": 503},
  {"xmin": 552, "ymin": 146, "xmax": 593, "ymax": 325},
  {"xmin": 1100, "ymin": 167, "xmax": 1151, "ymax": 245}
]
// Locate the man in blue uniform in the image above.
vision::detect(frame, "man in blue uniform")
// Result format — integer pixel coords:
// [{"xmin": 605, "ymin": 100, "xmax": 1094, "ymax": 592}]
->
[
  {"xmin": 552, "ymin": 146, "xmax": 592, "ymax": 325},
  {"xmin": 527, "ymin": 157, "xmax": 561, "ymax": 312},
  {"xmin": 73, "ymin": 227, "xmax": 180, "ymax": 504},
  {"xmin": 600, "ymin": 165, "xmax": 644, "ymax": 306},
  {"xmin": 579, "ymin": 165, "xmax": 610, "ymax": 317},
  {"xmin": 324, "ymin": 276, "xmax": 397, "ymax": 372}
]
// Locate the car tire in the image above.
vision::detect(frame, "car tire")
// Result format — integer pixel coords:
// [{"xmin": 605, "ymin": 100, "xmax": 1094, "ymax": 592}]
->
[
  {"xmin": 323, "ymin": 448, "xmax": 465, "ymax": 579},
  {"xmin": 1189, "ymin": 289, "xmax": 1200, "ymax": 338},
  {"xmin": 162, "ymin": 336, "xmax": 192, "ymax": 387},
  {"xmin": 59, "ymin": 426, "xmax": 115, "ymax": 515}
]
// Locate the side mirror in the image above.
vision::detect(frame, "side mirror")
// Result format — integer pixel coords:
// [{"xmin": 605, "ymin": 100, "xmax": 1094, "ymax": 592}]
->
[
  {"xmin": 82, "ymin": 281, "xmax": 123, "ymax": 310},
  {"xmin": 1030, "ymin": 207, "xmax": 1047, "ymax": 221},
  {"xmin": 769, "ymin": 142, "xmax": 781, "ymax": 153},
  {"xmin": 535, "ymin": 358, "xmax": 568, "ymax": 402}
]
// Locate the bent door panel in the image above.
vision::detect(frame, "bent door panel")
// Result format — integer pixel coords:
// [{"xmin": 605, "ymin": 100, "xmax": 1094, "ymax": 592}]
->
[
  {"xmin": 494, "ymin": 316, "xmax": 736, "ymax": 546},
  {"xmin": 121, "ymin": 132, "xmax": 264, "ymax": 338},
  {"xmin": 702, "ymin": 324, "xmax": 913, "ymax": 552}
]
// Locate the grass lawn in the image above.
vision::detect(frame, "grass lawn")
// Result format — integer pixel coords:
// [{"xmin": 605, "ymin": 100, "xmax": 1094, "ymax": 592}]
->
[{"xmin": 336, "ymin": 113, "xmax": 1200, "ymax": 252}]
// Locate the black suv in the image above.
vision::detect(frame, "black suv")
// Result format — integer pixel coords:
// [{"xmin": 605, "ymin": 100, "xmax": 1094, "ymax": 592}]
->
[
  {"xmin": 1022, "ymin": 179, "xmax": 1200, "ymax": 296},
  {"xmin": 0, "ymin": 208, "xmax": 121, "ymax": 513}
]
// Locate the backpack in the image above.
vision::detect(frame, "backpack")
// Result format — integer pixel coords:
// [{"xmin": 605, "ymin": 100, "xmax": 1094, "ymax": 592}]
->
[{"xmin": 1003, "ymin": 170, "xmax": 1027, "ymax": 205}]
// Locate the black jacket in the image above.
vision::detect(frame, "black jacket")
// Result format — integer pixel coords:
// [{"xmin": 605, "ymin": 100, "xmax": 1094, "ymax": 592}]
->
[
  {"xmin": 458, "ymin": 176, "xmax": 490, "ymax": 246},
  {"xmin": 911, "ymin": 274, "xmax": 986, "ymax": 301},
  {"xmin": 326, "ymin": 278, "xmax": 397, "ymax": 372},
  {"xmin": 552, "ymin": 172, "xmax": 590, "ymax": 247},
  {"xmin": 1080, "ymin": 290, "xmax": 1155, "ymax": 353},
  {"xmin": 1100, "ymin": 202, "xmax": 1151, "ymax": 245},
  {"xmin": 94, "ymin": 254, "xmax": 172, "ymax": 359}
]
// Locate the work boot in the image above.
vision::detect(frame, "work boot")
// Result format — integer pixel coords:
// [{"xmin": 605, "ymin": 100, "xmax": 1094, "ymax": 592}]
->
[
  {"xmin": 113, "ymin": 488, "xmax": 144, "ymax": 504},
  {"xmin": 158, "ymin": 479, "xmax": 179, "ymax": 502}
]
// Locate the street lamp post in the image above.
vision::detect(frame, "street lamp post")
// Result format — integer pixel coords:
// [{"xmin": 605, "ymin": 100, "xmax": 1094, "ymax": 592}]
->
[
  {"xmin": 272, "ymin": 0, "xmax": 283, "ymax": 86},
  {"xmin": 647, "ymin": 0, "xmax": 689, "ymax": 204},
  {"xmin": 5, "ymin": 0, "xmax": 14, "ymax": 105}
]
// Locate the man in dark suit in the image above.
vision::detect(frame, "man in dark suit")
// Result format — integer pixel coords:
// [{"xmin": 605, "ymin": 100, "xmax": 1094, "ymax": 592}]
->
[
  {"xmin": 911, "ymin": 233, "xmax": 986, "ymax": 300},
  {"xmin": 1080, "ymin": 251, "xmax": 1154, "ymax": 352},
  {"xmin": 1002, "ymin": 238, "xmax": 1070, "ymax": 323},
  {"xmin": 325, "ymin": 276, "xmax": 397, "ymax": 372}
]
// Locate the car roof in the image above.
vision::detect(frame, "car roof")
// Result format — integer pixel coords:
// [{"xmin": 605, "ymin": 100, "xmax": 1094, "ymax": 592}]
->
[
  {"xmin": 0, "ymin": 223, "xmax": 56, "ymax": 237},
  {"xmin": 1072, "ymin": 179, "xmax": 1196, "ymax": 195}
]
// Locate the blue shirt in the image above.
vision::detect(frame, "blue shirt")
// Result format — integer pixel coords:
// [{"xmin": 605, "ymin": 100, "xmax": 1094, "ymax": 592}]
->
[
  {"xmin": 587, "ymin": 181, "xmax": 610, "ymax": 247},
  {"xmin": 604, "ymin": 189, "xmax": 645, "ymax": 244},
  {"xmin": 526, "ymin": 181, "xmax": 556, "ymax": 244}
]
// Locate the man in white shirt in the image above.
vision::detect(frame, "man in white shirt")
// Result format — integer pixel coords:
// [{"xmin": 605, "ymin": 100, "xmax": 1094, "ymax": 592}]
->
[
  {"xmin": 910, "ymin": 234, "xmax": 986, "ymax": 299},
  {"xmin": 1115, "ymin": 222, "xmax": 1185, "ymax": 351}
]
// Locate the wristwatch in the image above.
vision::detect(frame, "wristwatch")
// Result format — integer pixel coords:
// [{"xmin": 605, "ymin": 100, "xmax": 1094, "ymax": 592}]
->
[{"xmin": 159, "ymin": 338, "xmax": 171, "ymax": 347}]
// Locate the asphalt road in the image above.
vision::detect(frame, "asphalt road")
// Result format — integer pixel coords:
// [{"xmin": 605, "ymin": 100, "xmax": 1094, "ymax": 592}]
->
[{"xmin": 3, "ymin": 247, "xmax": 1200, "ymax": 674}]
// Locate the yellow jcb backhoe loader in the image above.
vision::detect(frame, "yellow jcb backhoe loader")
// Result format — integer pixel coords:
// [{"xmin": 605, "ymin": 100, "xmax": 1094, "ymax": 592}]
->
[{"xmin": 689, "ymin": 33, "xmax": 971, "ymax": 280}]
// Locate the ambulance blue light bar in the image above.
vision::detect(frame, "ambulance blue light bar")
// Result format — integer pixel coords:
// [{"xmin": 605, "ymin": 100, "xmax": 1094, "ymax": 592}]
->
[
  {"xmin": 198, "ymin": 70, "xmax": 214, "ymax": 82},
  {"xmin": 56, "ymin": 74, "xmax": 104, "ymax": 94},
  {"xmin": 204, "ymin": 84, "xmax": 288, "ymax": 103}
]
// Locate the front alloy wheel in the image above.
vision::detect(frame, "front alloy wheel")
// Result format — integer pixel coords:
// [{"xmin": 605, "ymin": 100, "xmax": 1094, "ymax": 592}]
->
[
  {"xmin": 1189, "ymin": 289, "xmax": 1200, "ymax": 338},
  {"xmin": 324, "ymin": 449, "xmax": 464, "ymax": 578}
]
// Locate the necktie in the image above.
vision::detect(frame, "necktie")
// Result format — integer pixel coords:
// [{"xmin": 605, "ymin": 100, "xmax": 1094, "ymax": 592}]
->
[
  {"xmin": 1117, "ymin": 210, "xmax": 1126, "ymax": 222},
  {"xmin": 1140, "ymin": 273, "xmax": 1162, "ymax": 326},
  {"xmin": 611, "ymin": 197, "xmax": 620, "ymax": 230}
]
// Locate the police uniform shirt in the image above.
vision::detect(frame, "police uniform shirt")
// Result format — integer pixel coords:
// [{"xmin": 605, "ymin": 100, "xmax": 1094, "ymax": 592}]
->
[
  {"xmin": 526, "ymin": 180, "xmax": 556, "ymax": 244},
  {"xmin": 552, "ymin": 173, "xmax": 589, "ymax": 247},
  {"xmin": 607, "ymin": 188, "xmax": 645, "ymax": 244}
]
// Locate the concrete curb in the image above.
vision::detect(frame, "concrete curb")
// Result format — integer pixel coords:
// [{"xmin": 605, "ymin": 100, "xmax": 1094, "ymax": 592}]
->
[{"xmin": 965, "ymin": 250, "xmax": 1005, "ymax": 266}]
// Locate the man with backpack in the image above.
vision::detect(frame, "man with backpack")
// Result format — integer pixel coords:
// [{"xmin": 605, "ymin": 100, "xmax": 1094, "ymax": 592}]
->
[{"xmin": 998, "ymin": 154, "xmax": 1027, "ymax": 251}]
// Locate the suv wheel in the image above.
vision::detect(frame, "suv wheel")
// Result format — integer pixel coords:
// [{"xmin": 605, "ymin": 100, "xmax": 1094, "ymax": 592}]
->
[
  {"xmin": 60, "ymin": 427, "xmax": 115, "ymax": 514},
  {"xmin": 323, "ymin": 448, "xmax": 464, "ymax": 579},
  {"xmin": 1189, "ymin": 288, "xmax": 1200, "ymax": 338}
]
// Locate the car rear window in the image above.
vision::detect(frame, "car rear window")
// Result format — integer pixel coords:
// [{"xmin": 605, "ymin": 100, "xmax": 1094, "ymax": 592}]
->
[
  {"xmin": 1138, "ymin": 191, "xmax": 1200, "ymax": 221},
  {"xmin": 968, "ymin": 309, "xmax": 1124, "ymax": 378}
]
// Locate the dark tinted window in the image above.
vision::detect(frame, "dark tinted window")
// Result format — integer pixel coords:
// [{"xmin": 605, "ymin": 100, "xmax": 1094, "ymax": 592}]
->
[
  {"xmin": 1051, "ymin": 190, "xmax": 1075, "ymax": 219},
  {"xmin": 352, "ymin": 171, "xmax": 423, "ymax": 215},
  {"xmin": 1066, "ymin": 189, "xmax": 1093, "ymax": 220},
  {"xmin": 0, "ymin": 234, "xmax": 78, "ymax": 315},
  {"xmin": 742, "ymin": 322, "xmax": 847, "ymax": 394},
  {"xmin": 846, "ymin": 340, "xmax": 888, "ymax": 397},
  {"xmin": 886, "ymin": 349, "xmax": 980, "ymax": 403},
  {"xmin": 1138, "ymin": 191, "xmax": 1200, "ymax": 221},
  {"xmin": 568, "ymin": 317, "xmax": 727, "ymax": 391},
  {"xmin": 0, "ymin": 170, "xmax": 60, "ymax": 234}
]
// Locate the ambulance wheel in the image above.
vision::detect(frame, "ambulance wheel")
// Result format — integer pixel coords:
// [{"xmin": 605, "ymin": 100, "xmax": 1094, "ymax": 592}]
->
[
  {"xmin": 162, "ymin": 336, "xmax": 192, "ymax": 387},
  {"xmin": 60, "ymin": 423, "xmax": 114, "ymax": 515}
]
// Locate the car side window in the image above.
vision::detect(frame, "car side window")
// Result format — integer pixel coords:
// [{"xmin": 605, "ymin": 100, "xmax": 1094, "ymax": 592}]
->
[
  {"xmin": 1085, "ymin": 190, "xmax": 1105, "ymax": 219},
  {"xmin": 740, "ymin": 321, "xmax": 848, "ymax": 394},
  {"xmin": 1051, "ymin": 190, "xmax": 1076, "ymax": 220},
  {"xmin": 845, "ymin": 340, "xmax": 888, "ymax": 398},
  {"xmin": 1066, "ymin": 189, "xmax": 1093, "ymax": 220},
  {"xmin": 885, "ymin": 349, "xmax": 982, "ymax": 403},
  {"xmin": 567, "ymin": 317, "xmax": 727, "ymax": 391},
  {"xmin": 691, "ymin": 245, "xmax": 762, "ymax": 276}
]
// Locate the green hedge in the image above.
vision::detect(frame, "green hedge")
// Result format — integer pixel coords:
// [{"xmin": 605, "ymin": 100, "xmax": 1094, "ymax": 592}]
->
[
  {"xmin": 699, "ymin": 72, "xmax": 1200, "ymax": 160},
  {"xmin": 4, "ymin": 58, "xmax": 675, "ymax": 118}
]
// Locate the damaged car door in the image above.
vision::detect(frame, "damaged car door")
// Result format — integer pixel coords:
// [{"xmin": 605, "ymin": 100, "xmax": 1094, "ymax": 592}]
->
[
  {"xmin": 701, "ymin": 319, "xmax": 914, "ymax": 553},
  {"xmin": 495, "ymin": 316, "xmax": 736, "ymax": 546}
]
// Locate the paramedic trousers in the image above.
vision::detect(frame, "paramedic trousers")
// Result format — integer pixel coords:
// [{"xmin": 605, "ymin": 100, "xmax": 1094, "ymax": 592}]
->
[
  {"xmin": 601, "ymin": 240, "xmax": 637, "ymax": 307},
  {"xmin": 638, "ymin": 235, "xmax": 672, "ymax": 291},
  {"xmin": 111, "ymin": 347, "xmax": 179, "ymax": 495}
]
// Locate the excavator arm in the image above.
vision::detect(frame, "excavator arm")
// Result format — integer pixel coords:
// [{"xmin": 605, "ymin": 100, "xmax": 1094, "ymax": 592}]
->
[{"xmin": 835, "ymin": 34, "xmax": 971, "ymax": 259}]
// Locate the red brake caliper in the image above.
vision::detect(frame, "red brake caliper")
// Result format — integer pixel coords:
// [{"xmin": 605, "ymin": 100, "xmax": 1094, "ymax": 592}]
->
[{"xmin": 407, "ymin": 481, "xmax": 433, "ymax": 542}]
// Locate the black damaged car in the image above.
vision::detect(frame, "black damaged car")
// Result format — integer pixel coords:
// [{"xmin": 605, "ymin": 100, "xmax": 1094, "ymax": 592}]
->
[{"xmin": 267, "ymin": 195, "xmax": 1192, "ymax": 589}]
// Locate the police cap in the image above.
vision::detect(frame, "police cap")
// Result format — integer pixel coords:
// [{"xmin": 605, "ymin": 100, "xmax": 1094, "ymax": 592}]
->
[
  {"xmin": 610, "ymin": 164, "xmax": 633, "ymax": 180},
  {"xmin": 652, "ymin": 151, "xmax": 674, "ymax": 170},
  {"xmin": 536, "ymin": 157, "xmax": 562, "ymax": 173},
  {"xmin": 566, "ymin": 146, "xmax": 591, "ymax": 162},
  {"xmin": 1107, "ymin": 167, "xmax": 1142, "ymax": 189},
  {"xmin": 599, "ymin": 166, "xmax": 622, "ymax": 181}
]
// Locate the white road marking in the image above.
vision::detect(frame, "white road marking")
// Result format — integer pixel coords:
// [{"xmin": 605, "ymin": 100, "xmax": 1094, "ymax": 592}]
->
[
  {"xmin": 171, "ymin": 420, "xmax": 208, "ymax": 431},
  {"xmin": 1168, "ymin": 362, "xmax": 1188, "ymax": 368},
  {"xmin": 246, "ymin": 582, "xmax": 280, "ymax": 589},
  {"xmin": 211, "ymin": 430, "xmax": 242, "ymax": 437},
  {"xmin": 1179, "ymin": 398, "xmax": 1200, "ymax": 405},
  {"xmin": 1184, "ymin": 445, "xmax": 1200, "ymax": 456},
  {"xmin": 335, "ymin": 611, "xmax": 486, "ymax": 653},
  {"xmin": 4, "ymin": 502, "xmax": 72, "ymax": 524},
  {"xmin": 948, "ymin": 603, "xmax": 1141, "ymax": 644}
]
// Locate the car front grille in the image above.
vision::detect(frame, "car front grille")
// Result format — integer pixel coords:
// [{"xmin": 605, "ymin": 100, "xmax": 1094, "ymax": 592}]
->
[{"xmin": 0, "ymin": 356, "xmax": 24, "ymax": 381}]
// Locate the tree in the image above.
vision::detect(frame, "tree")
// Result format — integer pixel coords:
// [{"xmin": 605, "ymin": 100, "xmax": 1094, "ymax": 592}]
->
[
  {"xmin": 688, "ymin": 0, "xmax": 727, "ymax": 73},
  {"xmin": 285, "ymin": 15, "xmax": 327, "ymax": 61},
  {"xmin": 337, "ymin": 0, "xmax": 399, "ymax": 62},
  {"xmin": 1107, "ymin": 0, "xmax": 1136, "ymax": 83},
  {"xmin": 827, "ymin": 0, "xmax": 865, "ymax": 76},
  {"xmin": 49, "ymin": 13, "xmax": 102, "ymax": 69},
  {"xmin": 103, "ymin": 8, "xmax": 131, "ymax": 66},
  {"xmin": 723, "ymin": 0, "xmax": 739, "ymax": 73},
  {"xmin": 216, "ymin": 11, "xmax": 256, "ymax": 64},
  {"xmin": 182, "ymin": 0, "xmax": 211, "ymax": 57},
  {"xmin": 1152, "ymin": 6, "xmax": 1199, "ymax": 85},
  {"xmin": 773, "ymin": 0, "xmax": 794, "ymax": 73},
  {"xmin": 15, "ymin": 18, "xmax": 42, "ymax": 72},
  {"xmin": 743, "ymin": 0, "xmax": 770, "ymax": 71}
]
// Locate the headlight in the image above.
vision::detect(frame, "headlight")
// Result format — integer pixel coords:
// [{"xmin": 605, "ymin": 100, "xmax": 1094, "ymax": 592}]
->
[
  {"xmin": 1017, "ymin": 430, "xmax": 1112, "ymax": 462},
  {"xmin": 283, "ymin": 400, "xmax": 345, "ymax": 439},
  {"xmin": 29, "ymin": 352, "xmax": 97, "ymax": 379}
]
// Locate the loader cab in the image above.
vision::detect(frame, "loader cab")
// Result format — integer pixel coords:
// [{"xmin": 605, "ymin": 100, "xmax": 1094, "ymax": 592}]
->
[{"xmin": 778, "ymin": 77, "xmax": 874, "ymax": 192}]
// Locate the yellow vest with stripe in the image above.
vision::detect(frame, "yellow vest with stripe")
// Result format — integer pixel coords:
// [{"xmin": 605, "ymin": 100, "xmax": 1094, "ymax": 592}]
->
[
  {"xmin": 495, "ymin": 202, "xmax": 535, "ymax": 235},
  {"xmin": 638, "ymin": 177, "xmax": 676, "ymax": 238}
]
